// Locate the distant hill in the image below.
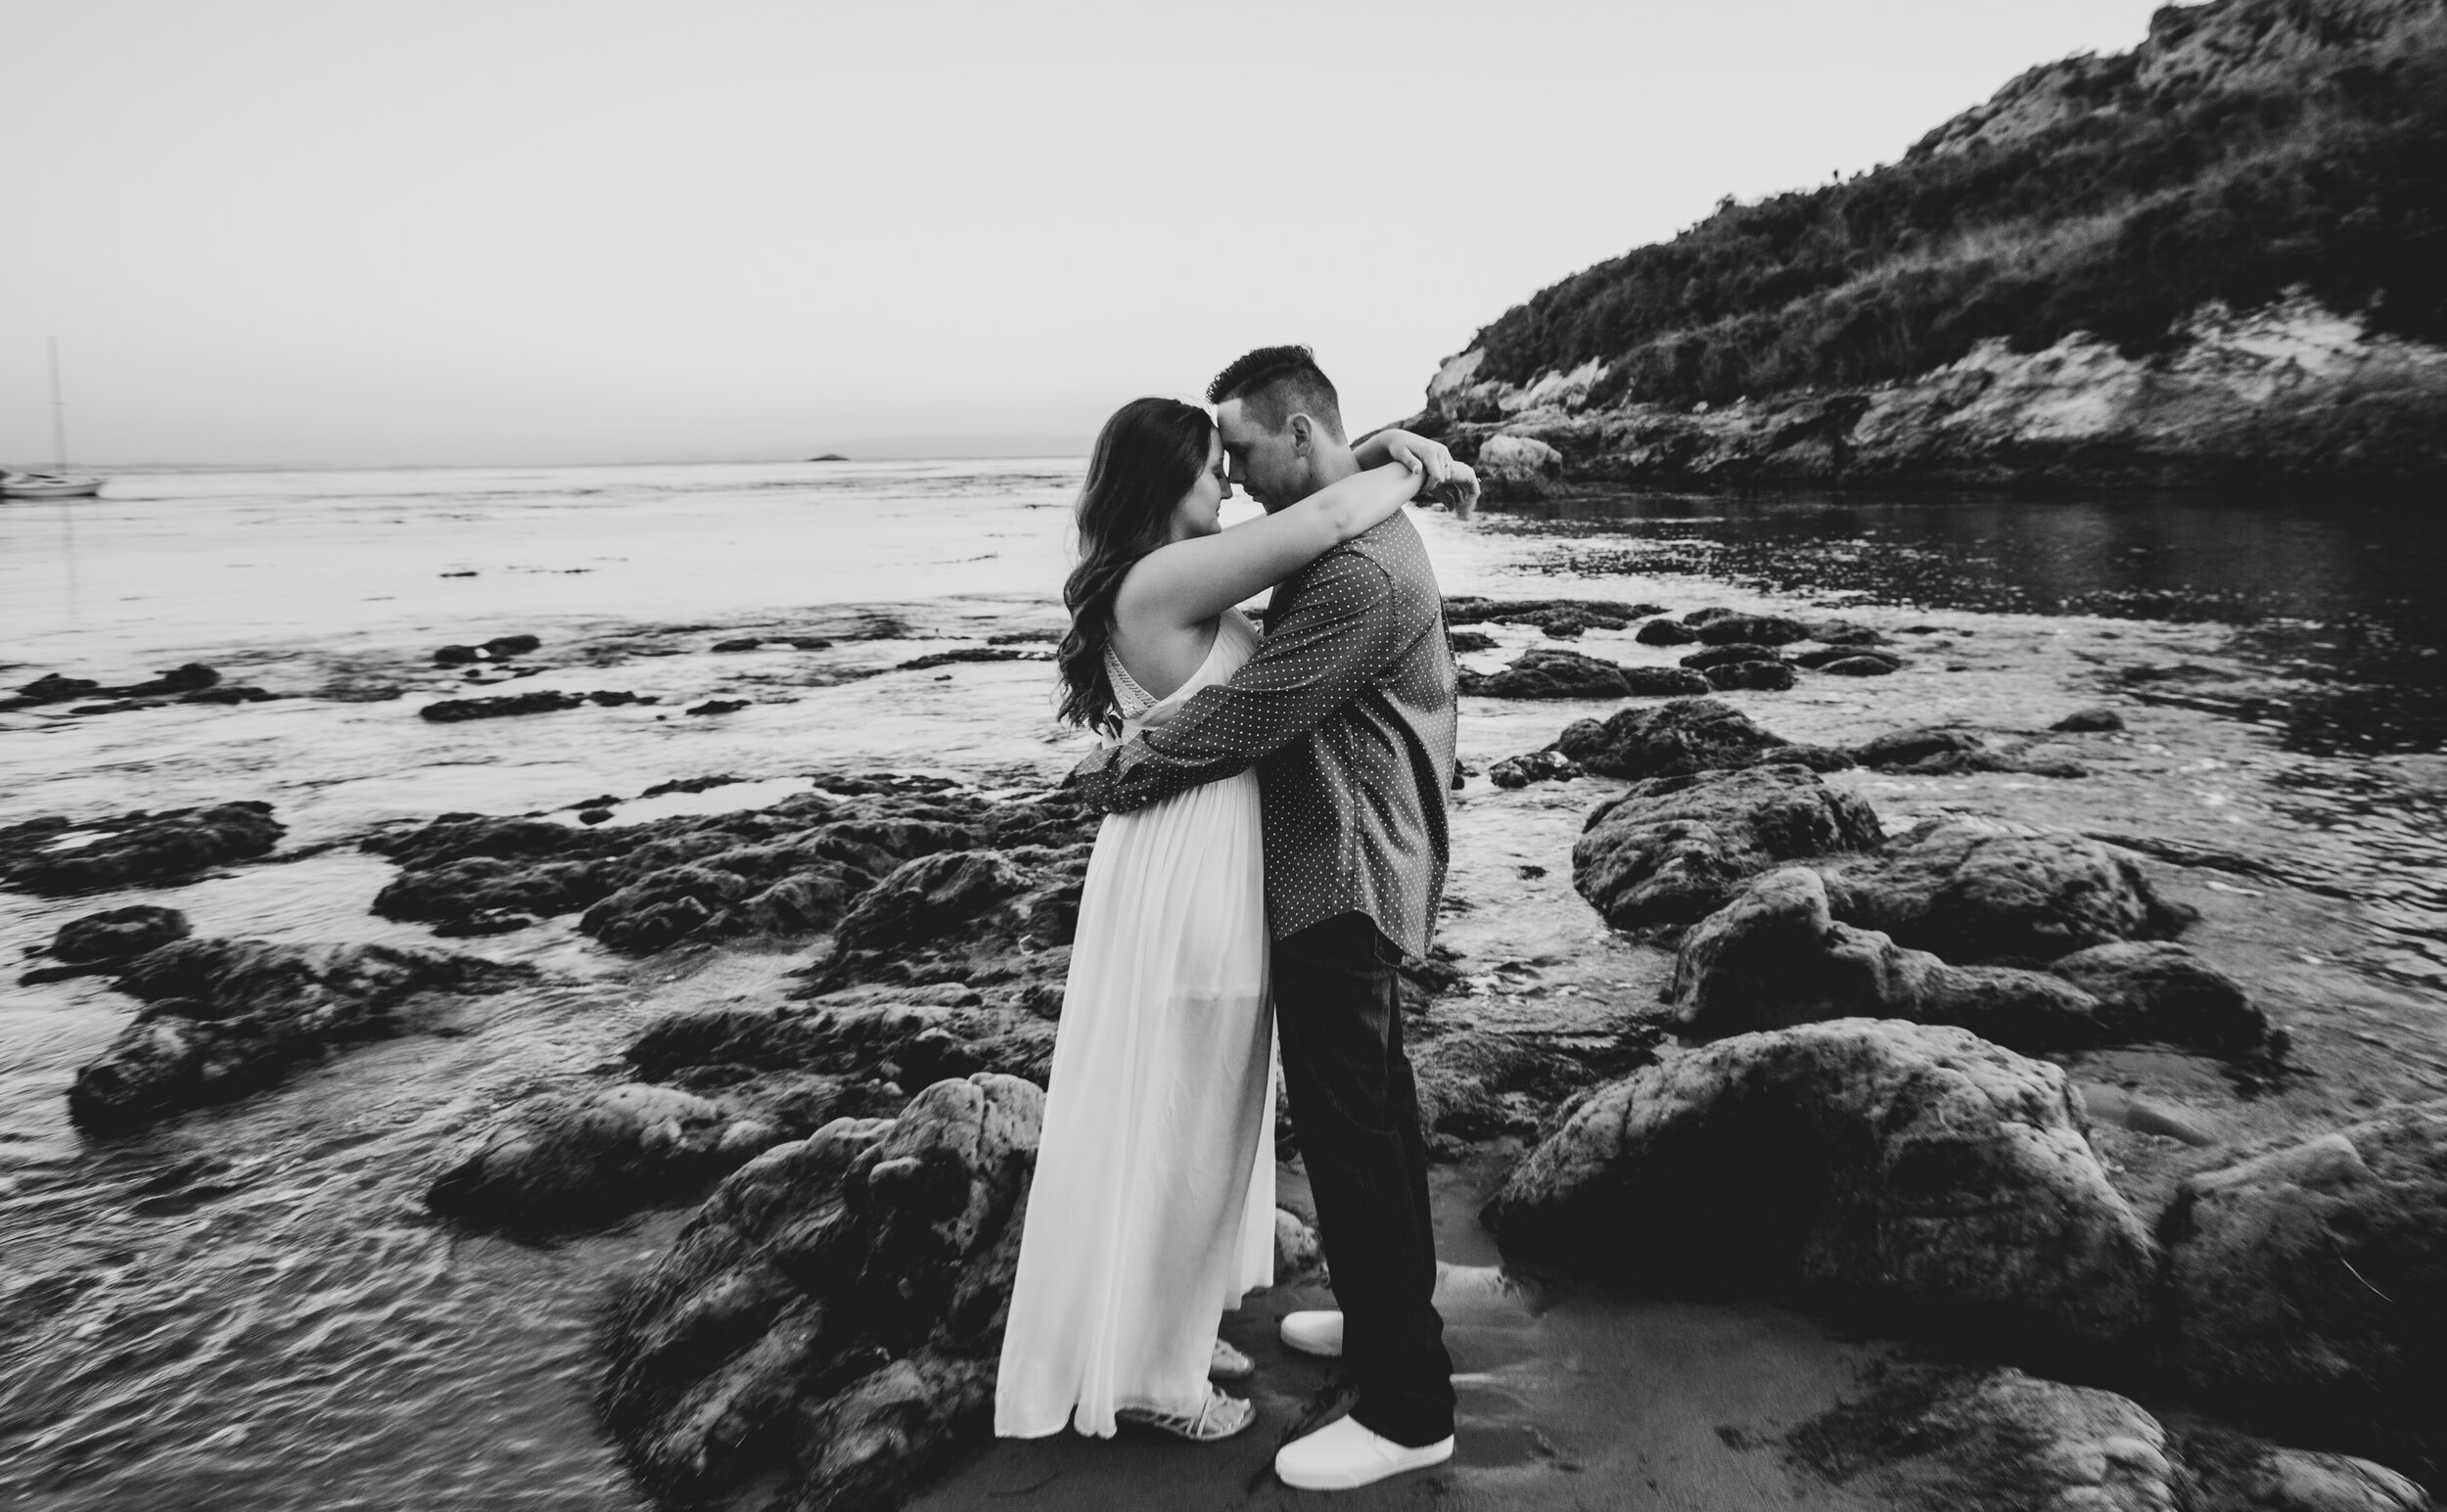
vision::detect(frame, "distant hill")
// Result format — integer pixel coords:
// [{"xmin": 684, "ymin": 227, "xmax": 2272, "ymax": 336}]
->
[{"xmin": 1418, "ymin": 0, "xmax": 2447, "ymax": 491}]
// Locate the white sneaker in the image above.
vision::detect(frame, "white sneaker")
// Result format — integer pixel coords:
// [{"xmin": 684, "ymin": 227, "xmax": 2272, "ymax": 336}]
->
[
  {"xmin": 1278, "ymin": 1309, "xmax": 1344, "ymax": 1358},
  {"xmin": 1274, "ymin": 1414, "xmax": 1454, "ymax": 1489}
]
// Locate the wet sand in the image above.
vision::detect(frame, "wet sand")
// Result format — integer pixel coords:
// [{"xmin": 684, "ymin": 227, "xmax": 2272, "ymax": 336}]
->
[{"xmin": 913, "ymin": 1156, "xmax": 1896, "ymax": 1512}]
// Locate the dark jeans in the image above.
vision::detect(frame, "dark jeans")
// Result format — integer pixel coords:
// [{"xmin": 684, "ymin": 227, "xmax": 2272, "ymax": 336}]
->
[{"xmin": 1272, "ymin": 912, "xmax": 1455, "ymax": 1446}]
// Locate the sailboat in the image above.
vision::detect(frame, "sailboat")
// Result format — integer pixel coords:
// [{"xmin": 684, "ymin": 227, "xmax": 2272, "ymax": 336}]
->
[{"xmin": 1, "ymin": 339, "xmax": 104, "ymax": 499}]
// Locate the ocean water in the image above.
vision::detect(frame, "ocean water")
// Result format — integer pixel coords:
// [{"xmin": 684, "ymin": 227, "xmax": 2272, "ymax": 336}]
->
[{"xmin": 1, "ymin": 461, "xmax": 2441, "ymax": 1510}]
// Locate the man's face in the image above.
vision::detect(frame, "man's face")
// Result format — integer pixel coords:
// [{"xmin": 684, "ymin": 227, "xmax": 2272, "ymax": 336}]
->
[{"xmin": 1215, "ymin": 397, "xmax": 1308, "ymax": 513}]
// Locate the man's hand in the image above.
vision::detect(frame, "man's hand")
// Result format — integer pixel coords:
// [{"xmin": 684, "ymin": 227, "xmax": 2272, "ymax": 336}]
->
[
  {"xmin": 1363, "ymin": 429, "xmax": 1455, "ymax": 493},
  {"xmin": 1424, "ymin": 462, "xmax": 1479, "ymax": 521}
]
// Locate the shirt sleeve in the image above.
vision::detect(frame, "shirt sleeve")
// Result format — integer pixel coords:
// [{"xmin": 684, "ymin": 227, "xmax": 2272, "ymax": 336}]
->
[{"xmin": 1069, "ymin": 550, "xmax": 1399, "ymax": 814}]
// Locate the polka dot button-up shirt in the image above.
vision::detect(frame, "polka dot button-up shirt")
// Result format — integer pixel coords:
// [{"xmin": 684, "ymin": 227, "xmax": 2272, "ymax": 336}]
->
[{"xmin": 1069, "ymin": 511, "xmax": 1458, "ymax": 958}]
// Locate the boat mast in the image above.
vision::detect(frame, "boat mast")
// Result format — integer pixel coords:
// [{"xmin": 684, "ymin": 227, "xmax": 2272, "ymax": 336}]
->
[{"xmin": 47, "ymin": 336, "xmax": 69, "ymax": 470}]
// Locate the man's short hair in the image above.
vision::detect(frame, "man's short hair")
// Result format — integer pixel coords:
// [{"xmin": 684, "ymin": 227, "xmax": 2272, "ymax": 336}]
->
[{"xmin": 1208, "ymin": 344, "xmax": 1344, "ymax": 441}]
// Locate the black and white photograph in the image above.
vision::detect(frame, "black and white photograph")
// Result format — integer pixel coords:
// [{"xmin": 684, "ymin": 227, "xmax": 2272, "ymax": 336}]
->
[{"xmin": 4, "ymin": 2, "xmax": 2445, "ymax": 1508}]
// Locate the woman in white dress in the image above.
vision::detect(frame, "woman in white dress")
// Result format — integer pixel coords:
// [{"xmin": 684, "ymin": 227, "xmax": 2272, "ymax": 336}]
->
[{"xmin": 993, "ymin": 396, "xmax": 1452, "ymax": 1443}]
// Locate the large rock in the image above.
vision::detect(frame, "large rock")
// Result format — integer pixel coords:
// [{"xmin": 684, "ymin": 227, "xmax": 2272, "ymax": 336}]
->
[
  {"xmin": 2055, "ymin": 707, "xmax": 2128, "ymax": 733},
  {"xmin": 1550, "ymin": 697, "xmax": 1798, "ymax": 779},
  {"xmin": 1459, "ymin": 648, "xmax": 1634, "ymax": 699},
  {"xmin": 1473, "ymin": 434, "xmax": 1565, "ymax": 497},
  {"xmin": 1851, "ymin": 726, "xmax": 1987, "ymax": 767},
  {"xmin": 1621, "ymin": 665, "xmax": 1715, "ymax": 697},
  {"xmin": 1826, "ymin": 820, "xmax": 2194, "ymax": 962},
  {"xmin": 1790, "ymin": 1367, "xmax": 2429, "ymax": 1512},
  {"xmin": 1804, "ymin": 619, "xmax": 1886, "ymax": 647},
  {"xmin": 1670, "ymin": 868, "xmax": 2105, "ymax": 1052},
  {"xmin": 419, "ymin": 689, "xmax": 648, "ymax": 722},
  {"xmin": 1457, "ymin": 648, "xmax": 1708, "ymax": 699},
  {"xmin": 2181, "ymin": 1428, "xmax": 2431, "ymax": 1512},
  {"xmin": 2162, "ymin": 1100, "xmax": 2447, "ymax": 1466},
  {"xmin": 0, "ymin": 662, "xmax": 230, "ymax": 712},
  {"xmin": 1635, "ymin": 618, "xmax": 1698, "ymax": 646},
  {"xmin": 1443, "ymin": 595, "xmax": 1664, "ymax": 639},
  {"xmin": 431, "ymin": 1084, "xmax": 780, "ymax": 1225},
  {"xmin": 428, "ymin": 1077, "xmax": 905, "ymax": 1228},
  {"xmin": 1851, "ymin": 725, "xmax": 2088, "ymax": 777},
  {"xmin": 600, "ymin": 1075, "xmax": 1040, "ymax": 1511},
  {"xmin": 1409, "ymin": 1025, "xmax": 1657, "ymax": 1153},
  {"xmin": 1793, "ymin": 646, "xmax": 1907, "ymax": 672},
  {"xmin": 1673, "ymin": 870, "xmax": 2269, "ymax": 1057},
  {"xmin": 1704, "ymin": 659, "xmax": 1797, "ymax": 692},
  {"xmin": 433, "ymin": 633, "xmax": 541, "ymax": 664},
  {"xmin": 1572, "ymin": 765, "xmax": 1883, "ymax": 928},
  {"xmin": 2050, "ymin": 940, "xmax": 2272, "ymax": 1056},
  {"xmin": 807, "ymin": 847, "xmax": 1088, "ymax": 991},
  {"xmin": 1487, "ymin": 750, "xmax": 1584, "ymax": 789},
  {"xmin": 1484, "ymin": 1020, "xmax": 2159, "ymax": 1350},
  {"xmin": 0, "ymin": 802, "xmax": 284, "ymax": 895},
  {"xmin": 1679, "ymin": 642, "xmax": 1781, "ymax": 671},
  {"xmin": 1788, "ymin": 1366, "xmax": 2181, "ymax": 1512},
  {"xmin": 49, "ymin": 904, "xmax": 193, "ymax": 966},
  {"xmin": 364, "ymin": 777, "xmax": 1094, "ymax": 952},
  {"xmin": 1694, "ymin": 614, "xmax": 1810, "ymax": 646},
  {"xmin": 626, "ymin": 994, "xmax": 1060, "ymax": 1092},
  {"xmin": 68, "ymin": 939, "xmax": 531, "ymax": 1128}
]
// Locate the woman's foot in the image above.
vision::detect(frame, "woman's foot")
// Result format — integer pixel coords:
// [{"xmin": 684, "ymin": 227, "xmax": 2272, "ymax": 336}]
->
[
  {"xmin": 1208, "ymin": 1337, "xmax": 1255, "ymax": 1381},
  {"xmin": 1117, "ymin": 1384, "xmax": 1257, "ymax": 1443}
]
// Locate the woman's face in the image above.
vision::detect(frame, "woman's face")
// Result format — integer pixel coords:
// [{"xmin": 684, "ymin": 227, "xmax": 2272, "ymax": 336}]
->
[{"xmin": 1167, "ymin": 429, "xmax": 1232, "ymax": 541}]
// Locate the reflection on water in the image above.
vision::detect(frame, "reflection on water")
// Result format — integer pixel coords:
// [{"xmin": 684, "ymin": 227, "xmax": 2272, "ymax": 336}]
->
[{"xmin": 1499, "ymin": 491, "xmax": 2447, "ymax": 753}]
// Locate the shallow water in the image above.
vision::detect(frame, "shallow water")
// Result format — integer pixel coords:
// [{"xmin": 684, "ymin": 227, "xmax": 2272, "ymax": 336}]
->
[
  {"xmin": 1497, "ymin": 490, "xmax": 2447, "ymax": 754},
  {"xmin": 2, "ymin": 463, "xmax": 2441, "ymax": 1509}
]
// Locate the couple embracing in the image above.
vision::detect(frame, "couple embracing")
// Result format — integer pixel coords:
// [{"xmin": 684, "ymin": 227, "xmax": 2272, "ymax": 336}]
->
[{"xmin": 993, "ymin": 346, "xmax": 1476, "ymax": 1492}]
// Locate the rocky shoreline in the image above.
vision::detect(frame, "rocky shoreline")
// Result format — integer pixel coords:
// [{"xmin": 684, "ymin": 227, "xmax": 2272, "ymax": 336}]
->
[
  {"xmin": 8, "ymin": 579, "xmax": 2446, "ymax": 1512},
  {"xmin": 1411, "ymin": 297, "xmax": 2447, "ymax": 498}
]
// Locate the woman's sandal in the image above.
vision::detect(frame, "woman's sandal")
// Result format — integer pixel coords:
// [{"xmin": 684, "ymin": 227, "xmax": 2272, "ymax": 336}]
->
[
  {"xmin": 1208, "ymin": 1338, "xmax": 1255, "ymax": 1381},
  {"xmin": 1116, "ymin": 1384, "xmax": 1257, "ymax": 1443}
]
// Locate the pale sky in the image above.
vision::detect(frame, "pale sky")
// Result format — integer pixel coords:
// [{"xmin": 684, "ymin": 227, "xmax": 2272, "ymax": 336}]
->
[{"xmin": 2, "ymin": 0, "xmax": 2170, "ymax": 467}]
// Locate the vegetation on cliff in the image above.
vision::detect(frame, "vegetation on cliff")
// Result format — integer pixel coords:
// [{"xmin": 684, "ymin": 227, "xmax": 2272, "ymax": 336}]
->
[{"xmin": 1465, "ymin": 0, "xmax": 2447, "ymax": 410}]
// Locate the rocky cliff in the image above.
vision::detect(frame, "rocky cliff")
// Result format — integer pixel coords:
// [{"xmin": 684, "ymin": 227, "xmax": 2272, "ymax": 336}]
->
[{"xmin": 1412, "ymin": 0, "xmax": 2447, "ymax": 493}]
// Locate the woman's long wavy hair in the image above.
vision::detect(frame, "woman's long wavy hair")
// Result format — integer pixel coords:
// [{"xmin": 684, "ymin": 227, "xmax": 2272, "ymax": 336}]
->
[{"xmin": 1055, "ymin": 396, "xmax": 1216, "ymax": 736}]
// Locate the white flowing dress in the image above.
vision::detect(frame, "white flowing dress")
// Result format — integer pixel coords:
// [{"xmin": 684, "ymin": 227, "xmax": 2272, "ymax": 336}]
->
[{"xmin": 994, "ymin": 610, "xmax": 1277, "ymax": 1438}]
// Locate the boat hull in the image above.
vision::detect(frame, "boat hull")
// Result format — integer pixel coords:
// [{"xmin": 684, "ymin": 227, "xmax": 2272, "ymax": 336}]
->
[{"xmin": 0, "ymin": 478, "xmax": 104, "ymax": 498}]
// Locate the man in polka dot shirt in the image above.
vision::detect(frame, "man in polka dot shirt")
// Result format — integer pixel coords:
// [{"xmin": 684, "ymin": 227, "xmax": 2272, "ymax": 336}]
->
[{"xmin": 1068, "ymin": 345, "xmax": 1466, "ymax": 1489}]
